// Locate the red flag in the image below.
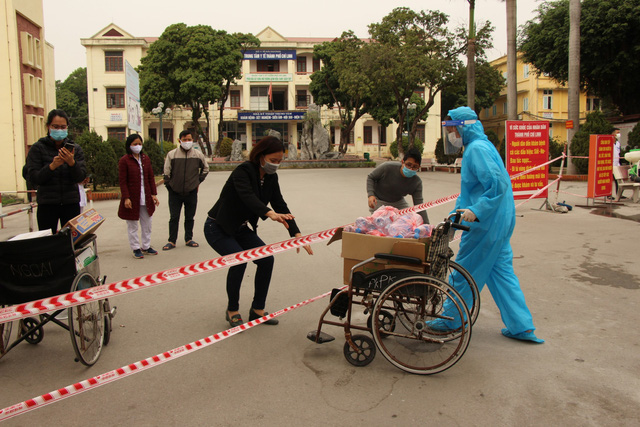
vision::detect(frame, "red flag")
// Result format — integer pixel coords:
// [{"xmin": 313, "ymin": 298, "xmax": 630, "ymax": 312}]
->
[{"xmin": 268, "ymin": 81, "xmax": 273, "ymax": 103}]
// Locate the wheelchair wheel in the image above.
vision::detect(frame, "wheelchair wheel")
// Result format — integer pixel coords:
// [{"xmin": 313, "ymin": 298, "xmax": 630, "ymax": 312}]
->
[
  {"xmin": 0, "ymin": 307, "xmax": 13, "ymax": 358},
  {"xmin": 367, "ymin": 310, "xmax": 395, "ymax": 336},
  {"xmin": 343, "ymin": 334, "xmax": 376, "ymax": 367},
  {"xmin": 21, "ymin": 317, "xmax": 44, "ymax": 345},
  {"xmin": 371, "ymin": 275, "xmax": 471, "ymax": 375},
  {"xmin": 68, "ymin": 272, "xmax": 104, "ymax": 366},
  {"xmin": 448, "ymin": 261, "xmax": 480, "ymax": 326}
]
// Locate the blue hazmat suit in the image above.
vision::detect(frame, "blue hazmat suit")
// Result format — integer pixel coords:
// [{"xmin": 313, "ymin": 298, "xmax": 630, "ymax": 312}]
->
[{"xmin": 440, "ymin": 106, "xmax": 543, "ymax": 343}]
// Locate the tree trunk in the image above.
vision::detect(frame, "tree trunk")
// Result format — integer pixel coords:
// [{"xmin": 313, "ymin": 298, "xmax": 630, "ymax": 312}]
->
[
  {"xmin": 506, "ymin": 0, "xmax": 518, "ymax": 120},
  {"xmin": 566, "ymin": 0, "xmax": 581, "ymax": 175},
  {"xmin": 467, "ymin": 0, "xmax": 476, "ymax": 110}
]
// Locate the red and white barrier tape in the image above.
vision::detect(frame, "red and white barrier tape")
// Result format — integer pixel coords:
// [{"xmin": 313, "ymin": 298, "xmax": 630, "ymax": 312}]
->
[
  {"xmin": 0, "ymin": 193, "xmax": 460, "ymax": 325},
  {"xmin": 515, "ymin": 177, "xmax": 561, "ymax": 209},
  {"xmin": 0, "ymin": 287, "xmax": 344, "ymax": 422}
]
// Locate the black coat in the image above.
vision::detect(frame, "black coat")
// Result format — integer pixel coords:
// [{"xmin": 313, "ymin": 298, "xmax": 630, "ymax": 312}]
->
[
  {"xmin": 26, "ymin": 136, "xmax": 87, "ymax": 205},
  {"xmin": 208, "ymin": 161, "xmax": 300, "ymax": 237}
]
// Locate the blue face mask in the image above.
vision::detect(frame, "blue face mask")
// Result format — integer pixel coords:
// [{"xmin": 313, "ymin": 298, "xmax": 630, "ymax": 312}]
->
[
  {"xmin": 402, "ymin": 166, "xmax": 417, "ymax": 178},
  {"xmin": 50, "ymin": 129, "xmax": 68, "ymax": 141}
]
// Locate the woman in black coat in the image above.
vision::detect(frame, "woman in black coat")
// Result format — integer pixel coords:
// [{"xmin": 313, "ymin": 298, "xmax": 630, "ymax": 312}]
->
[
  {"xmin": 204, "ymin": 136, "xmax": 313, "ymax": 327},
  {"xmin": 26, "ymin": 109, "xmax": 86, "ymax": 233}
]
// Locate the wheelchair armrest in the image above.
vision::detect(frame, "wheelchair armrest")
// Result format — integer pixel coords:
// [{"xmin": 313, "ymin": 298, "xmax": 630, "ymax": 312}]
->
[{"xmin": 374, "ymin": 253, "xmax": 423, "ymax": 265}]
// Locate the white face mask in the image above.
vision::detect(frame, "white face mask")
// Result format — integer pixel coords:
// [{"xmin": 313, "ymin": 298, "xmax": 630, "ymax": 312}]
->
[
  {"xmin": 180, "ymin": 141, "xmax": 193, "ymax": 150},
  {"xmin": 130, "ymin": 145, "xmax": 143, "ymax": 154},
  {"xmin": 448, "ymin": 132, "xmax": 463, "ymax": 148},
  {"xmin": 262, "ymin": 159, "xmax": 280, "ymax": 174}
]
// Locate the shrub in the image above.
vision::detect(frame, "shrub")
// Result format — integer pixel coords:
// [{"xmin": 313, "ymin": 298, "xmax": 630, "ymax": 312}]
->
[
  {"xmin": 389, "ymin": 136, "xmax": 424, "ymax": 159},
  {"xmin": 570, "ymin": 111, "xmax": 614, "ymax": 174},
  {"xmin": 622, "ymin": 122, "xmax": 640, "ymax": 163},
  {"xmin": 76, "ymin": 130, "xmax": 118, "ymax": 190},
  {"xmin": 143, "ymin": 138, "xmax": 165, "ymax": 176},
  {"xmin": 549, "ymin": 137, "xmax": 565, "ymax": 168},
  {"xmin": 107, "ymin": 137, "xmax": 126, "ymax": 159},
  {"xmin": 219, "ymin": 137, "xmax": 234, "ymax": 157}
]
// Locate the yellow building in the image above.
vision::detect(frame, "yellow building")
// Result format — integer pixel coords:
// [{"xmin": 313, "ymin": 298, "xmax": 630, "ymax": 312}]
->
[
  {"xmin": 480, "ymin": 54, "xmax": 600, "ymax": 144},
  {"xmin": 82, "ymin": 25, "xmax": 441, "ymax": 158},
  {"xmin": 0, "ymin": 0, "xmax": 56, "ymax": 195}
]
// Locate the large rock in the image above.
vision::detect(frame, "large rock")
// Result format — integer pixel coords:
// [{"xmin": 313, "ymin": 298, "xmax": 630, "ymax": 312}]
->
[
  {"xmin": 287, "ymin": 143, "xmax": 298, "ymax": 160},
  {"xmin": 230, "ymin": 140, "xmax": 244, "ymax": 161},
  {"xmin": 266, "ymin": 129, "xmax": 282, "ymax": 140},
  {"xmin": 300, "ymin": 104, "xmax": 332, "ymax": 159}
]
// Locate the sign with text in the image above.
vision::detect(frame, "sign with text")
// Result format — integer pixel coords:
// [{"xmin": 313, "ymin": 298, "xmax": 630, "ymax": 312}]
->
[
  {"xmin": 245, "ymin": 73, "xmax": 293, "ymax": 82},
  {"xmin": 506, "ymin": 120, "xmax": 550, "ymax": 200},
  {"xmin": 125, "ymin": 60, "xmax": 142, "ymax": 132},
  {"xmin": 587, "ymin": 134, "xmax": 614, "ymax": 198},
  {"xmin": 238, "ymin": 111, "xmax": 305, "ymax": 121},
  {"xmin": 243, "ymin": 50, "xmax": 296, "ymax": 60}
]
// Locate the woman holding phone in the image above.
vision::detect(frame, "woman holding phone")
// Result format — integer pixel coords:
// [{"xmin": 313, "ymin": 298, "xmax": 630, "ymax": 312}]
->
[{"xmin": 26, "ymin": 109, "xmax": 87, "ymax": 233}]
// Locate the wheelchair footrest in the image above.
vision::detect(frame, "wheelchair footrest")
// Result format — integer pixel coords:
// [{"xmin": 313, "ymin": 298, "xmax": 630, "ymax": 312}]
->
[{"xmin": 307, "ymin": 330, "xmax": 335, "ymax": 344}]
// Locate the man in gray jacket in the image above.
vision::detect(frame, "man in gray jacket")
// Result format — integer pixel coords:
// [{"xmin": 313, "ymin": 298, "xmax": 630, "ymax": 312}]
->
[
  {"xmin": 366, "ymin": 148, "xmax": 429, "ymax": 224},
  {"xmin": 162, "ymin": 130, "xmax": 209, "ymax": 250}
]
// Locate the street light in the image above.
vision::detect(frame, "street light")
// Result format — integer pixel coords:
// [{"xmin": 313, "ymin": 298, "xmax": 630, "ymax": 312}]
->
[
  {"xmin": 151, "ymin": 102, "xmax": 171, "ymax": 156},
  {"xmin": 404, "ymin": 98, "xmax": 417, "ymax": 142}
]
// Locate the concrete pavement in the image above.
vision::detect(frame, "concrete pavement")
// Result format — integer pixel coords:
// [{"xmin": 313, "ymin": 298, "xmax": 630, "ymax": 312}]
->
[{"xmin": 0, "ymin": 168, "xmax": 639, "ymax": 426}]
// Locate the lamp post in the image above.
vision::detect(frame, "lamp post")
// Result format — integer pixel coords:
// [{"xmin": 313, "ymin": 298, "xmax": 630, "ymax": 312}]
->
[
  {"xmin": 151, "ymin": 102, "xmax": 171, "ymax": 156},
  {"xmin": 404, "ymin": 98, "xmax": 417, "ymax": 144}
]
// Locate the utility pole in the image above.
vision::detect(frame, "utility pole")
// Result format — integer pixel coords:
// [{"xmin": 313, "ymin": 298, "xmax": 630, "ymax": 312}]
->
[{"xmin": 566, "ymin": 0, "xmax": 581, "ymax": 175}]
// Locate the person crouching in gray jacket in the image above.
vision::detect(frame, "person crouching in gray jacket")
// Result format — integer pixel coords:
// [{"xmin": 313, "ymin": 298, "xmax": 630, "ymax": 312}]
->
[{"xmin": 162, "ymin": 130, "xmax": 209, "ymax": 250}]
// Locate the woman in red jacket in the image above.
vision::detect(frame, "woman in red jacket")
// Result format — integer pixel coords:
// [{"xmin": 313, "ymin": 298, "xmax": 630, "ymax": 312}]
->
[{"xmin": 118, "ymin": 134, "xmax": 159, "ymax": 259}]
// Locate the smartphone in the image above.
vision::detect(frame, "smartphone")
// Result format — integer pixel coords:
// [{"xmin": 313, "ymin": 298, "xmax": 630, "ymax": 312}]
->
[{"xmin": 64, "ymin": 142, "xmax": 75, "ymax": 151}]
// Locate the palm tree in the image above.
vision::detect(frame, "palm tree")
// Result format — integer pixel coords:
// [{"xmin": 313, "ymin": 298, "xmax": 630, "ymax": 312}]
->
[
  {"xmin": 506, "ymin": 0, "xmax": 517, "ymax": 120},
  {"xmin": 466, "ymin": 0, "xmax": 476, "ymax": 110}
]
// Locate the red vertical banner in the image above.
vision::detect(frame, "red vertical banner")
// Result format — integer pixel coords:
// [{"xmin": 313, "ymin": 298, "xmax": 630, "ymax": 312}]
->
[
  {"xmin": 505, "ymin": 121, "xmax": 550, "ymax": 200},
  {"xmin": 268, "ymin": 81, "xmax": 273, "ymax": 103},
  {"xmin": 587, "ymin": 134, "xmax": 613, "ymax": 198}
]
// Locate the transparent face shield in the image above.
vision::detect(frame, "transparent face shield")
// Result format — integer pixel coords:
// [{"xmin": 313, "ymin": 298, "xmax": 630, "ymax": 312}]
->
[{"xmin": 441, "ymin": 119, "xmax": 476, "ymax": 155}]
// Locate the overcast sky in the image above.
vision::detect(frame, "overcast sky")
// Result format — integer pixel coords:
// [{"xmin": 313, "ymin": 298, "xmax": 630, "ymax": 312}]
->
[{"xmin": 43, "ymin": 0, "xmax": 544, "ymax": 81}]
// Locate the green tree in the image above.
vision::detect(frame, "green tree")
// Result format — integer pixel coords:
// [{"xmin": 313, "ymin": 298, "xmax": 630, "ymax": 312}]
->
[
  {"xmin": 389, "ymin": 136, "xmax": 424, "ymax": 159},
  {"xmin": 55, "ymin": 67, "xmax": 88, "ymax": 137},
  {"xmin": 310, "ymin": 31, "xmax": 377, "ymax": 154},
  {"xmin": 570, "ymin": 111, "xmax": 614, "ymax": 173},
  {"xmin": 441, "ymin": 61, "xmax": 505, "ymax": 115},
  {"xmin": 76, "ymin": 130, "xmax": 118, "ymax": 190},
  {"xmin": 520, "ymin": 0, "xmax": 640, "ymax": 115},
  {"xmin": 367, "ymin": 8, "xmax": 461, "ymax": 156},
  {"xmin": 107, "ymin": 137, "xmax": 126, "ymax": 160},
  {"xmin": 139, "ymin": 24, "xmax": 245, "ymax": 155}
]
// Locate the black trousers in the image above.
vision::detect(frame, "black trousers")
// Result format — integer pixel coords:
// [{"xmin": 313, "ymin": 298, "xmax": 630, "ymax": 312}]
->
[
  {"xmin": 37, "ymin": 203, "xmax": 80, "ymax": 234},
  {"xmin": 168, "ymin": 187, "xmax": 198, "ymax": 243}
]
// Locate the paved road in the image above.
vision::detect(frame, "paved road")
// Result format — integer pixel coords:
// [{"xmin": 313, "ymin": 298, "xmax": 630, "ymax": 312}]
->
[{"xmin": 0, "ymin": 168, "xmax": 639, "ymax": 426}]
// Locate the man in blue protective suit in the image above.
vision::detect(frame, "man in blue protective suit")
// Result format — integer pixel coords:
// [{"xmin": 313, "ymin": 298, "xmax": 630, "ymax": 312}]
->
[{"xmin": 432, "ymin": 106, "xmax": 544, "ymax": 343}]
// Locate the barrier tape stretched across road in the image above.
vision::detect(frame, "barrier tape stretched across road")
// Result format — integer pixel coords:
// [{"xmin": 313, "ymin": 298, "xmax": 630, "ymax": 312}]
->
[
  {"xmin": 0, "ymin": 194, "xmax": 461, "ymax": 325},
  {"xmin": 0, "ymin": 287, "xmax": 344, "ymax": 422}
]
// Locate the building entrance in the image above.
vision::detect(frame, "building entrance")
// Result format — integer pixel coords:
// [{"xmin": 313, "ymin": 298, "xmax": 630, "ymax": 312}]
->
[{"xmin": 251, "ymin": 123, "xmax": 289, "ymax": 145}]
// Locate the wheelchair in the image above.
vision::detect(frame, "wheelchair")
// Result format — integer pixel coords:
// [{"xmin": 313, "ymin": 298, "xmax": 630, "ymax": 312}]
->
[
  {"xmin": 0, "ymin": 227, "xmax": 116, "ymax": 366},
  {"xmin": 308, "ymin": 213, "xmax": 479, "ymax": 375}
]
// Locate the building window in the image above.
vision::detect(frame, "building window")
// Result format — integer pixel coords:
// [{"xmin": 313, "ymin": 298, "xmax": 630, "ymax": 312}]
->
[
  {"xmin": 349, "ymin": 130, "xmax": 355, "ymax": 144},
  {"xmin": 313, "ymin": 58, "xmax": 321, "ymax": 72},
  {"xmin": 363, "ymin": 126, "xmax": 372, "ymax": 144},
  {"xmin": 105, "ymin": 51, "xmax": 124, "ymax": 72},
  {"xmin": 250, "ymin": 86, "xmax": 269, "ymax": 111},
  {"xmin": 503, "ymin": 101, "xmax": 508, "ymax": 114},
  {"xmin": 379, "ymin": 126, "xmax": 387, "ymax": 145},
  {"xmin": 257, "ymin": 60, "xmax": 279, "ymax": 72},
  {"xmin": 549, "ymin": 123, "xmax": 553, "ymax": 138},
  {"xmin": 523, "ymin": 64, "xmax": 530, "ymax": 78},
  {"xmin": 414, "ymin": 88, "xmax": 425, "ymax": 100},
  {"xmin": 586, "ymin": 97, "xmax": 601, "ymax": 111},
  {"xmin": 296, "ymin": 57, "xmax": 307, "ymax": 73},
  {"xmin": 107, "ymin": 127, "xmax": 126, "ymax": 141},
  {"xmin": 416, "ymin": 125, "xmax": 425, "ymax": 143},
  {"xmin": 543, "ymin": 90, "xmax": 553, "ymax": 110},
  {"xmin": 296, "ymin": 90, "xmax": 309, "ymax": 108},
  {"xmin": 492, "ymin": 105, "xmax": 497, "ymax": 116},
  {"xmin": 230, "ymin": 90, "xmax": 241, "ymax": 108},
  {"xmin": 523, "ymin": 97, "xmax": 529, "ymax": 112},
  {"xmin": 107, "ymin": 88, "xmax": 125, "ymax": 109}
]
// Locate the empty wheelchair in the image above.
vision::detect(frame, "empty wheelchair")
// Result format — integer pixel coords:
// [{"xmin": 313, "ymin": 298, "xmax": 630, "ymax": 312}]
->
[
  {"xmin": 308, "ymin": 213, "xmax": 479, "ymax": 375},
  {"xmin": 0, "ymin": 227, "xmax": 115, "ymax": 366}
]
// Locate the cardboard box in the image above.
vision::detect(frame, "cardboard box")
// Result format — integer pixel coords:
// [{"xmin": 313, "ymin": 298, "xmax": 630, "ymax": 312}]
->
[
  {"xmin": 329, "ymin": 229, "xmax": 430, "ymax": 284},
  {"xmin": 63, "ymin": 208, "xmax": 105, "ymax": 246}
]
